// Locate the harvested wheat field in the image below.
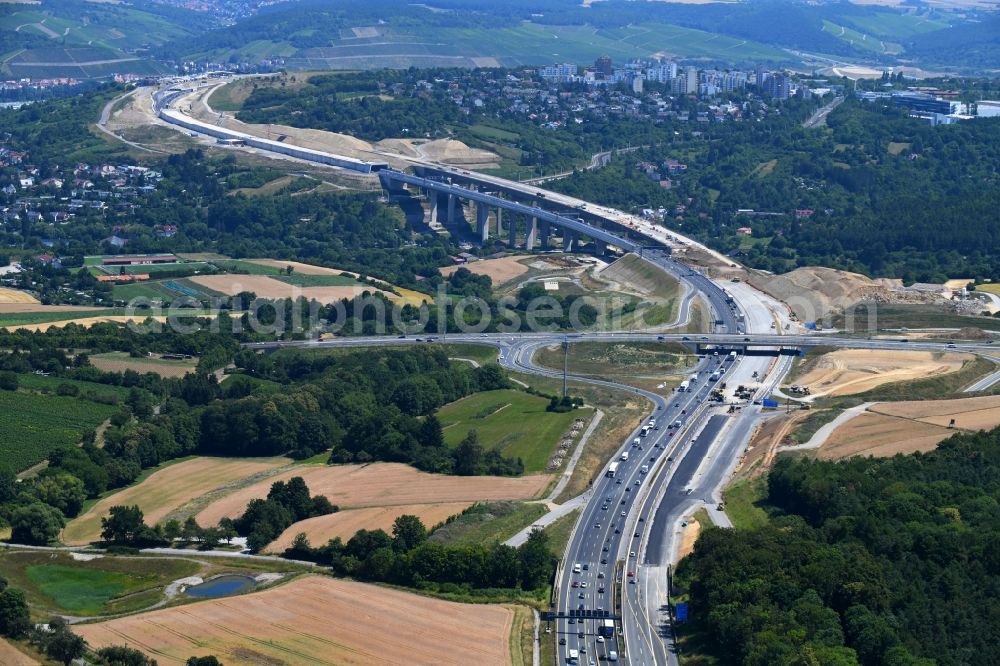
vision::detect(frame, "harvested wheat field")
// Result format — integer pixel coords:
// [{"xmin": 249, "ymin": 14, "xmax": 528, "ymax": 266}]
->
[
  {"xmin": 242, "ymin": 259, "xmax": 356, "ymax": 276},
  {"xmin": 0, "ymin": 287, "xmax": 39, "ymax": 304},
  {"xmin": 0, "ymin": 303, "xmax": 105, "ymax": 313},
  {"xmin": 63, "ymin": 457, "xmax": 290, "ymax": 545},
  {"xmin": 816, "ymin": 412, "xmax": 952, "ymax": 459},
  {"xmin": 0, "ymin": 638, "xmax": 37, "ymax": 666},
  {"xmin": 265, "ymin": 502, "xmax": 473, "ymax": 553},
  {"xmin": 197, "ymin": 462, "xmax": 549, "ymax": 527},
  {"xmin": 76, "ymin": 575, "xmax": 513, "ymax": 666},
  {"xmin": 441, "ymin": 255, "xmax": 530, "ymax": 285},
  {"xmin": 8, "ymin": 315, "xmax": 169, "ymax": 332},
  {"xmin": 872, "ymin": 395, "xmax": 1000, "ymax": 431},
  {"xmin": 790, "ymin": 350, "xmax": 967, "ymax": 398},
  {"xmin": 188, "ymin": 274, "xmax": 382, "ymax": 303},
  {"xmin": 90, "ymin": 352, "xmax": 197, "ymax": 378}
]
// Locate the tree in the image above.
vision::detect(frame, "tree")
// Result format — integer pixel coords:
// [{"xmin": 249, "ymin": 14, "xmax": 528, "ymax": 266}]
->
[
  {"xmin": 186, "ymin": 657, "xmax": 223, "ymax": 666},
  {"xmin": 32, "ymin": 473, "xmax": 87, "ymax": 517},
  {"xmin": 0, "ymin": 587, "xmax": 30, "ymax": 638},
  {"xmin": 454, "ymin": 430, "xmax": 484, "ymax": 476},
  {"xmin": 518, "ymin": 528, "xmax": 554, "ymax": 590},
  {"xmin": 182, "ymin": 516, "xmax": 203, "ymax": 543},
  {"xmin": 0, "ymin": 370, "xmax": 17, "ymax": 391},
  {"xmin": 101, "ymin": 505, "xmax": 146, "ymax": 545},
  {"xmin": 45, "ymin": 624, "xmax": 85, "ymax": 666},
  {"xmin": 391, "ymin": 514, "xmax": 427, "ymax": 552},
  {"xmin": 418, "ymin": 414, "xmax": 444, "ymax": 448},
  {"xmin": 9, "ymin": 503, "xmax": 64, "ymax": 545},
  {"xmin": 96, "ymin": 645, "xmax": 158, "ymax": 666}
]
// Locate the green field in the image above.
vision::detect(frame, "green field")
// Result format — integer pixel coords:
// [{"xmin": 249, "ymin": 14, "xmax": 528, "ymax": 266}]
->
[
  {"xmin": 842, "ymin": 11, "xmax": 949, "ymax": 40},
  {"xmin": 0, "ymin": 388, "xmax": 119, "ymax": 472},
  {"xmin": 822, "ymin": 20, "xmax": 902, "ymax": 55},
  {"xmin": 429, "ymin": 501, "xmax": 547, "ymax": 546},
  {"xmin": 437, "ymin": 389, "xmax": 590, "ymax": 473},
  {"xmin": 722, "ymin": 477, "xmax": 769, "ymax": 531},
  {"xmin": 14, "ymin": 372, "xmax": 129, "ymax": 400},
  {"xmin": 273, "ymin": 273, "xmax": 362, "ymax": 288},
  {"xmin": 534, "ymin": 341, "xmax": 693, "ymax": 381},
  {"xmin": 0, "ymin": 309, "xmax": 128, "ymax": 327},
  {"xmin": 276, "ymin": 21, "xmax": 791, "ymax": 70},
  {"xmin": 0, "ymin": 5, "xmax": 198, "ymax": 50},
  {"xmin": 0, "ymin": 551, "xmax": 199, "ymax": 617}
]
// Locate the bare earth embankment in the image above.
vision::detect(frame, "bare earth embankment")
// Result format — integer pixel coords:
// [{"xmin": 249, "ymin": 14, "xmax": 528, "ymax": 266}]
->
[
  {"xmin": 789, "ymin": 349, "xmax": 967, "ymax": 398},
  {"xmin": 76, "ymin": 575, "xmax": 514, "ymax": 666}
]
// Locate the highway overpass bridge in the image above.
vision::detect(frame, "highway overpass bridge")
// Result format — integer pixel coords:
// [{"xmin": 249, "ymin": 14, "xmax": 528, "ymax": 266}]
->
[{"xmin": 379, "ymin": 169, "xmax": 651, "ymax": 254}]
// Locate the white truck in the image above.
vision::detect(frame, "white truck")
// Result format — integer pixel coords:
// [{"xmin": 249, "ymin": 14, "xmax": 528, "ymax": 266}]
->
[
  {"xmin": 567, "ymin": 648, "xmax": 579, "ymax": 664},
  {"xmin": 678, "ymin": 380, "xmax": 690, "ymax": 392},
  {"xmin": 620, "ymin": 451, "xmax": 630, "ymax": 462},
  {"xmin": 640, "ymin": 464, "xmax": 649, "ymax": 474}
]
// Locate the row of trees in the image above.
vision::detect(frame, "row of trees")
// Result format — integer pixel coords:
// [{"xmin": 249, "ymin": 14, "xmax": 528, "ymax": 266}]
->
[
  {"xmin": 678, "ymin": 426, "xmax": 1000, "ymax": 665},
  {"xmin": 284, "ymin": 514, "xmax": 556, "ymax": 594}
]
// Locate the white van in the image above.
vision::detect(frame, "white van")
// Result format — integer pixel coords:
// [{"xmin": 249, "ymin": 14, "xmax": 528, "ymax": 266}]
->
[{"xmin": 572, "ymin": 563, "xmax": 582, "ymax": 574}]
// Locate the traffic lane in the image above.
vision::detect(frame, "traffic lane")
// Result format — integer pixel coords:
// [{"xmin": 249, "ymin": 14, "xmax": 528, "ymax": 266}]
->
[{"xmin": 644, "ymin": 414, "xmax": 729, "ymax": 564}]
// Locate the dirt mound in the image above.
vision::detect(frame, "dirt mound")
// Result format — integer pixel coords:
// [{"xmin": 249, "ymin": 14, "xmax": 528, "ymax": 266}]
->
[
  {"xmin": 748, "ymin": 266, "xmax": 941, "ymax": 323},
  {"xmin": 931, "ymin": 327, "xmax": 995, "ymax": 341},
  {"xmin": 417, "ymin": 138, "xmax": 499, "ymax": 166}
]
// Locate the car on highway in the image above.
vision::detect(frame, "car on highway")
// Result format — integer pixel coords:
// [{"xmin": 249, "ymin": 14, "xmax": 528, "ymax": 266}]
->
[
  {"xmin": 596, "ymin": 636, "xmax": 605, "ymax": 644},
  {"xmin": 621, "ymin": 511, "xmax": 626, "ymax": 516},
  {"xmin": 572, "ymin": 581, "xmax": 579, "ymax": 588},
  {"xmin": 578, "ymin": 592, "xmax": 585, "ymax": 599},
  {"xmin": 629, "ymin": 551, "xmax": 636, "ymax": 557},
  {"xmin": 581, "ymin": 582, "xmax": 588, "ymax": 588},
  {"xmin": 627, "ymin": 571, "xmax": 634, "ymax": 577},
  {"xmin": 594, "ymin": 522, "xmax": 601, "ymax": 528},
  {"xmin": 601, "ymin": 558, "xmax": 608, "ymax": 564},
  {"xmin": 578, "ymin": 632, "xmax": 584, "ymax": 639},
  {"xmin": 560, "ymin": 638, "xmax": 566, "ymax": 645}
]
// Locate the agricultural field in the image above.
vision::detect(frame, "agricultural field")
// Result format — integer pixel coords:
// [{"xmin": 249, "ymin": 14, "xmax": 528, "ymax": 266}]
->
[
  {"xmin": 815, "ymin": 395, "xmax": 1000, "ymax": 460},
  {"xmin": 0, "ymin": 287, "xmax": 38, "ymax": 304},
  {"xmin": 0, "ymin": 388, "xmax": 118, "ymax": 472},
  {"xmin": 437, "ymin": 389, "xmax": 590, "ymax": 473},
  {"xmin": 63, "ymin": 456, "xmax": 291, "ymax": 546},
  {"xmin": 841, "ymin": 10, "xmax": 950, "ymax": 39},
  {"xmin": 195, "ymin": 462, "xmax": 550, "ymax": 528},
  {"xmin": 77, "ymin": 575, "xmax": 515, "ymax": 666},
  {"xmin": 89, "ymin": 352, "xmax": 198, "ymax": 378},
  {"xmin": 428, "ymin": 501, "xmax": 548, "ymax": 547},
  {"xmin": 787, "ymin": 349, "xmax": 969, "ymax": 399},
  {"xmin": 13, "ymin": 372, "xmax": 129, "ymax": 400},
  {"xmin": 0, "ymin": 550, "xmax": 199, "ymax": 618},
  {"xmin": 283, "ymin": 21, "xmax": 790, "ymax": 71},
  {"xmin": 0, "ymin": 638, "xmax": 35, "ymax": 666},
  {"xmin": 265, "ymin": 501, "xmax": 473, "ymax": 553},
  {"xmin": 0, "ymin": 5, "xmax": 198, "ymax": 50},
  {"xmin": 440, "ymin": 255, "xmax": 531, "ymax": 286}
]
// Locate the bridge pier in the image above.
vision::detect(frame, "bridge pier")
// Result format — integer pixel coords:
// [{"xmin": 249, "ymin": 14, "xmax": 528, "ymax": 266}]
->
[
  {"xmin": 595, "ymin": 239, "xmax": 607, "ymax": 256},
  {"xmin": 526, "ymin": 217, "xmax": 538, "ymax": 250},
  {"xmin": 447, "ymin": 194, "xmax": 456, "ymax": 224},
  {"xmin": 428, "ymin": 190, "xmax": 439, "ymax": 224},
  {"xmin": 539, "ymin": 220, "xmax": 550, "ymax": 250},
  {"xmin": 563, "ymin": 229, "xmax": 576, "ymax": 252},
  {"xmin": 508, "ymin": 212, "xmax": 518, "ymax": 247},
  {"xmin": 477, "ymin": 201, "xmax": 489, "ymax": 244},
  {"xmin": 495, "ymin": 207, "xmax": 503, "ymax": 237}
]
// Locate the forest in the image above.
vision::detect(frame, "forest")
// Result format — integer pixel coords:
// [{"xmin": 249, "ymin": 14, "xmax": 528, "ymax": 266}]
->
[
  {"xmin": 549, "ymin": 97, "xmax": 1000, "ymax": 282},
  {"xmin": 677, "ymin": 427, "xmax": 1000, "ymax": 666}
]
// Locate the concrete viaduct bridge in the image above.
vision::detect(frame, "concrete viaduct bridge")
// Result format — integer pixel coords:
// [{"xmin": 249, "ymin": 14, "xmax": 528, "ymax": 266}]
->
[{"xmin": 379, "ymin": 167, "xmax": 659, "ymax": 256}]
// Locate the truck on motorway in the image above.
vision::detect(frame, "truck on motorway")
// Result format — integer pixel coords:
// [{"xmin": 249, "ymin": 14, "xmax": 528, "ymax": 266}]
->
[
  {"xmin": 729, "ymin": 351, "xmax": 738, "ymax": 359},
  {"xmin": 573, "ymin": 563, "xmax": 582, "ymax": 574},
  {"xmin": 640, "ymin": 464, "xmax": 649, "ymax": 474},
  {"xmin": 606, "ymin": 461, "xmax": 620, "ymax": 478},
  {"xmin": 620, "ymin": 451, "xmax": 630, "ymax": 461},
  {"xmin": 566, "ymin": 648, "xmax": 579, "ymax": 664},
  {"xmin": 678, "ymin": 380, "xmax": 690, "ymax": 392},
  {"xmin": 689, "ymin": 373, "xmax": 698, "ymax": 383},
  {"xmin": 640, "ymin": 425, "xmax": 651, "ymax": 437},
  {"xmin": 599, "ymin": 619, "xmax": 616, "ymax": 637},
  {"xmin": 710, "ymin": 370, "xmax": 722, "ymax": 381}
]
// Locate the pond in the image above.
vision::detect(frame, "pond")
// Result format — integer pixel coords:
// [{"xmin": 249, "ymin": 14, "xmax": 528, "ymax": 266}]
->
[{"xmin": 185, "ymin": 575, "xmax": 256, "ymax": 598}]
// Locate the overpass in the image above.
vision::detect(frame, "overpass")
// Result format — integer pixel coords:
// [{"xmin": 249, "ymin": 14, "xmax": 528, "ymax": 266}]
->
[{"xmin": 379, "ymin": 169, "xmax": 644, "ymax": 254}]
